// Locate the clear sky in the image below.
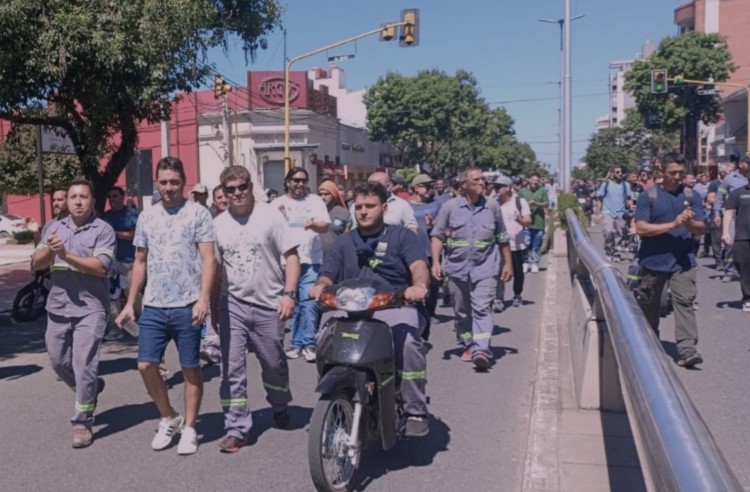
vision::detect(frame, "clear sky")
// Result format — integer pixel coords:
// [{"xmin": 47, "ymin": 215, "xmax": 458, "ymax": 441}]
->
[{"xmin": 209, "ymin": 0, "xmax": 680, "ymax": 174}]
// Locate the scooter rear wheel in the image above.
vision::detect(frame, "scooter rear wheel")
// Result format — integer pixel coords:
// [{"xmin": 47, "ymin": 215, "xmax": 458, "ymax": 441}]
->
[
  {"xmin": 308, "ymin": 391, "xmax": 360, "ymax": 492},
  {"xmin": 12, "ymin": 283, "xmax": 48, "ymax": 322}
]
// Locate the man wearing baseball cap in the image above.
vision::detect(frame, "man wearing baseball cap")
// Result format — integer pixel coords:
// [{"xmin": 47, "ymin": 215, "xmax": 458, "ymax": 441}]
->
[{"xmin": 191, "ymin": 183, "xmax": 209, "ymax": 207}]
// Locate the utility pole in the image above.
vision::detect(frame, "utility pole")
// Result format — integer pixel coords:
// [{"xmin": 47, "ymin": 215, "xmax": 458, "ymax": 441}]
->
[
  {"xmin": 539, "ymin": 7, "xmax": 583, "ymax": 192},
  {"xmin": 222, "ymin": 95, "xmax": 232, "ymax": 166}
]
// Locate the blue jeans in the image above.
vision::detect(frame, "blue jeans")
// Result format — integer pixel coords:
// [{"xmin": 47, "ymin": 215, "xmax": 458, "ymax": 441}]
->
[
  {"xmin": 524, "ymin": 228, "xmax": 545, "ymax": 266},
  {"xmin": 290, "ymin": 264, "xmax": 320, "ymax": 349},
  {"xmin": 138, "ymin": 304, "xmax": 201, "ymax": 369}
]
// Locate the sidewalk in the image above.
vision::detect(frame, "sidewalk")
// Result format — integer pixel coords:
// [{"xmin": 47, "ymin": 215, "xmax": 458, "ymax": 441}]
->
[
  {"xmin": 0, "ymin": 243, "xmax": 34, "ymax": 266},
  {"xmin": 522, "ymin": 227, "xmax": 645, "ymax": 492}
]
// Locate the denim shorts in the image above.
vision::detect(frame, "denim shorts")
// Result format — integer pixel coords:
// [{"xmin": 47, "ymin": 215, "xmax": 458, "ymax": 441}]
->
[{"xmin": 138, "ymin": 304, "xmax": 201, "ymax": 369}]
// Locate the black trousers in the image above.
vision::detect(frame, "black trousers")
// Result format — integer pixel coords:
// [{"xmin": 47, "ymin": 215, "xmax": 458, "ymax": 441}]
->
[
  {"xmin": 497, "ymin": 250, "xmax": 526, "ymax": 299},
  {"xmin": 732, "ymin": 240, "xmax": 750, "ymax": 301}
]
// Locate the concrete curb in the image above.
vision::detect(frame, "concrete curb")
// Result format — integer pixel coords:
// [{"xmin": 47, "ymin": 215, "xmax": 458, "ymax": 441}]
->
[{"xmin": 521, "ymin": 234, "xmax": 562, "ymax": 492}]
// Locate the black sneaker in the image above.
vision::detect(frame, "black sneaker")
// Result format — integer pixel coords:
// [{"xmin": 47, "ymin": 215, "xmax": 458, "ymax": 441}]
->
[
  {"xmin": 472, "ymin": 353, "xmax": 491, "ymax": 371},
  {"xmin": 405, "ymin": 415, "xmax": 429, "ymax": 437},
  {"xmin": 273, "ymin": 409, "xmax": 290, "ymax": 429},
  {"xmin": 677, "ymin": 351, "xmax": 703, "ymax": 368}
]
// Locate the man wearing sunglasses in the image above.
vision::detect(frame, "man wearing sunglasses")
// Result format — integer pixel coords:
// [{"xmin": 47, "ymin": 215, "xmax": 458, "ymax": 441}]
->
[
  {"xmin": 211, "ymin": 166, "xmax": 301, "ymax": 452},
  {"xmin": 275, "ymin": 167, "xmax": 331, "ymax": 362}
]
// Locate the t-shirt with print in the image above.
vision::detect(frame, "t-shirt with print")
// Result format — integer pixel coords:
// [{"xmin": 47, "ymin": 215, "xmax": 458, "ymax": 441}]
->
[
  {"xmin": 518, "ymin": 186, "xmax": 549, "ymax": 230},
  {"xmin": 134, "ymin": 199, "xmax": 215, "ymax": 308},
  {"xmin": 499, "ymin": 195, "xmax": 531, "ymax": 251},
  {"xmin": 724, "ymin": 185, "xmax": 750, "ymax": 241},
  {"xmin": 214, "ymin": 202, "xmax": 300, "ymax": 310},
  {"xmin": 274, "ymin": 193, "xmax": 330, "ymax": 265},
  {"xmin": 319, "ymin": 205, "xmax": 350, "ymax": 257}
]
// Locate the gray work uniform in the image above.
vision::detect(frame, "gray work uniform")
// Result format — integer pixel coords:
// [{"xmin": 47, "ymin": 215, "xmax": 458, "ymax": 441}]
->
[
  {"xmin": 38, "ymin": 215, "xmax": 116, "ymax": 429},
  {"xmin": 213, "ymin": 203, "xmax": 299, "ymax": 438},
  {"xmin": 431, "ymin": 196, "xmax": 509, "ymax": 358}
]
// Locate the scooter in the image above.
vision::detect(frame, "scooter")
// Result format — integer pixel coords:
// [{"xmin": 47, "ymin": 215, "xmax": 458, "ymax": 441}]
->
[
  {"xmin": 307, "ymin": 279, "xmax": 406, "ymax": 492},
  {"xmin": 12, "ymin": 269, "xmax": 50, "ymax": 322}
]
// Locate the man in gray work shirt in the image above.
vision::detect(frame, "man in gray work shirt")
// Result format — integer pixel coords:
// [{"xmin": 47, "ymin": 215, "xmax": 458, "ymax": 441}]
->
[{"xmin": 31, "ymin": 178, "xmax": 116, "ymax": 449}]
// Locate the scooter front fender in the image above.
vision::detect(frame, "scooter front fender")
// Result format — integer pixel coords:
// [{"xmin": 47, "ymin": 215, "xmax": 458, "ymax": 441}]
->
[{"xmin": 314, "ymin": 365, "xmax": 357, "ymax": 395}]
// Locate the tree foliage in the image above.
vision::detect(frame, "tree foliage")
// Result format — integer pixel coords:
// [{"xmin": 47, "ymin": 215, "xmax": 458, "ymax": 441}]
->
[
  {"xmin": 623, "ymin": 32, "xmax": 736, "ymax": 163},
  {"xmin": 583, "ymin": 109, "xmax": 679, "ymax": 178},
  {"xmin": 364, "ymin": 69, "xmax": 538, "ymax": 177},
  {"xmin": 0, "ymin": 125, "xmax": 80, "ymax": 196},
  {"xmin": 0, "ymin": 0, "xmax": 282, "ymax": 209}
]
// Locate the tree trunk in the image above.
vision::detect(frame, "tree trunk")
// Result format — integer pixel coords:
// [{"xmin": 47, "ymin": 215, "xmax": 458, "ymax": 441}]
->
[
  {"xmin": 683, "ymin": 114, "xmax": 699, "ymax": 173},
  {"xmin": 86, "ymin": 117, "xmax": 138, "ymax": 212}
]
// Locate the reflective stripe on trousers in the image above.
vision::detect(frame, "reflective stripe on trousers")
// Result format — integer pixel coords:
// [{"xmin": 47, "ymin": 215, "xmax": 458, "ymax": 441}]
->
[
  {"xmin": 449, "ymin": 275, "xmax": 496, "ymax": 357},
  {"xmin": 46, "ymin": 311, "xmax": 107, "ymax": 428},
  {"xmin": 219, "ymin": 295, "xmax": 292, "ymax": 438}
]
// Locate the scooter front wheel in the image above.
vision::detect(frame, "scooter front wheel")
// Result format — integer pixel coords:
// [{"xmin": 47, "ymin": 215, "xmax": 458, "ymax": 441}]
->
[
  {"xmin": 308, "ymin": 391, "xmax": 360, "ymax": 492},
  {"xmin": 12, "ymin": 283, "xmax": 48, "ymax": 322}
]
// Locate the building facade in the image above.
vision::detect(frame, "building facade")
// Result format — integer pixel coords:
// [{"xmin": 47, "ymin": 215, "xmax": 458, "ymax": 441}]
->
[{"xmin": 5, "ymin": 67, "xmax": 396, "ymax": 221}]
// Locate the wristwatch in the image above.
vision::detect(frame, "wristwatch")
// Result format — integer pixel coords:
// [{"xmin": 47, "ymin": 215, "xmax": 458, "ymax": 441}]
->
[{"xmin": 282, "ymin": 290, "xmax": 297, "ymax": 301}]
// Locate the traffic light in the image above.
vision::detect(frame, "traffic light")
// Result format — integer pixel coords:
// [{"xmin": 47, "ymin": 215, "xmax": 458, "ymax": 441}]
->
[
  {"xmin": 399, "ymin": 9, "xmax": 419, "ymax": 47},
  {"xmin": 650, "ymin": 69, "xmax": 668, "ymax": 94},
  {"xmin": 213, "ymin": 76, "xmax": 232, "ymax": 99},
  {"xmin": 380, "ymin": 22, "xmax": 396, "ymax": 41}
]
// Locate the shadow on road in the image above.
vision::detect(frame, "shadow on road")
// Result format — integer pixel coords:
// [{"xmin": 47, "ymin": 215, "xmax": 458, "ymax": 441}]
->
[
  {"xmin": 199, "ymin": 405, "xmax": 314, "ymax": 445},
  {"xmin": 355, "ymin": 416, "xmax": 451, "ymax": 491},
  {"xmin": 0, "ymin": 363, "xmax": 43, "ymax": 380},
  {"xmin": 94, "ymin": 402, "xmax": 161, "ymax": 440},
  {"xmin": 98, "ymin": 357, "xmax": 137, "ymax": 376},
  {"xmin": 0, "ymin": 314, "xmax": 47, "ymax": 361}
]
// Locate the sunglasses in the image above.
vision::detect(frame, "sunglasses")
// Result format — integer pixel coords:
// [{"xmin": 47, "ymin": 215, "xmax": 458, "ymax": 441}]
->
[
  {"xmin": 224, "ymin": 183, "xmax": 250, "ymax": 194},
  {"xmin": 290, "ymin": 178, "xmax": 309, "ymax": 184}
]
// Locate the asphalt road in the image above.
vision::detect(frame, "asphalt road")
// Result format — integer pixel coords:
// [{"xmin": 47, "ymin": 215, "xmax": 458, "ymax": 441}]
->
[
  {"xmin": 0, "ymin": 265, "xmax": 545, "ymax": 492},
  {"xmin": 600, "ymin": 231, "xmax": 750, "ymax": 488}
]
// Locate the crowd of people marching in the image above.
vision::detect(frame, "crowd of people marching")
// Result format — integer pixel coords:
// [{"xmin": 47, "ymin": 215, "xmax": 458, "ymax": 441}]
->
[{"xmin": 29, "ymin": 157, "xmax": 556, "ymax": 452}]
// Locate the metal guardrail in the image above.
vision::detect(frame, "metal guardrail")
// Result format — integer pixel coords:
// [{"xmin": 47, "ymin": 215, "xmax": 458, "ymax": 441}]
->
[{"xmin": 564, "ymin": 209, "xmax": 742, "ymax": 492}]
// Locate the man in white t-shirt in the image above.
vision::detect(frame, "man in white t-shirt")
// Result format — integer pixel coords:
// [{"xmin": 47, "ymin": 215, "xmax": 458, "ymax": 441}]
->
[
  {"xmin": 211, "ymin": 166, "xmax": 301, "ymax": 453},
  {"xmin": 348, "ymin": 172, "xmax": 418, "ymax": 231},
  {"xmin": 494, "ymin": 176, "xmax": 532, "ymax": 310},
  {"xmin": 275, "ymin": 167, "xmax": 330, "ymax": 362}
]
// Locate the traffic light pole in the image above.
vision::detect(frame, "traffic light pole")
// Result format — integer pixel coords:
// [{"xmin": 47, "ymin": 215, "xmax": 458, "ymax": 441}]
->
[
  {"xmin": 669, "ymin": 77, "xmax": 750, "ymax": 155},
  {"xmin": 283, "ymin": 22, "xmax": 407, "ymax": 172}
]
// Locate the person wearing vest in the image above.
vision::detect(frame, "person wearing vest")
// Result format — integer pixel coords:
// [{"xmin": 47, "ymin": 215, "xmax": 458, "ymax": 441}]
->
[
  {"xmin": 634, "ymin": 153, "xmax": 705, "ymax": 369},
  {"xmin": 431, "ymin": 167, "xmax": 513, "ymax": 371}
]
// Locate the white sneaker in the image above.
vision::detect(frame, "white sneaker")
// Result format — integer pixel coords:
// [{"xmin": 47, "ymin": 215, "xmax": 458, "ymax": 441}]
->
[
  {"xmin": 286, "ymin": 347, "xmax": 302, "ymax": 359},
  {"xmin": 522, "ymin": 263, "xmax": 529, "ymax": 273},
  {"xmin": 177, "ymin": 426, "xmax": 198, "ymax": 455},
  {"xmin": 743, "ymin": 302, "xmax": 750, "ymax": 312},
  {"xmin": 151, "ymin": 414, "xmax": 184, "ymax": 450},
  {"xmin": 531, "ymin": 264, "xmax": 540, "ymax": 273},
  {"xmin": 303, "ymin": 346, "xmax": 317, "ymax": 362}
]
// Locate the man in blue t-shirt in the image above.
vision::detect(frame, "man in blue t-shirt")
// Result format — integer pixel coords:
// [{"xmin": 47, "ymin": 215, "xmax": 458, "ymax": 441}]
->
[
  {"xmin": 310, "ymin": 182, "xmax": 432, "ymax": 438},
  {"xmin": 596, "ymin": 166, "xmax": 633, "ymax": 260},
  {"xmin": 103, "ymin": 186, "xmax": 139, "ymax": 340},
  {"xmin": 634, "ymin": 153, "xmax": 705, "ymax": 368}
]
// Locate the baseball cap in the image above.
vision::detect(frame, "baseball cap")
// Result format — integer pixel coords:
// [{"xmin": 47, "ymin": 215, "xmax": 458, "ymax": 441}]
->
[
  {"xmin": 191, "ymin": 183, "xmax": 208, "ymax": 194},
  {"xmin": 494, "ymin": 175, "xmax": 513, "ymax": 187},
  {"xmin": 391, "ymin": 176, "xmax": 406, "ymax": 186},
  {"xmin": 411, "ymin": 174, "xmax": 434, "ymax": 187}
]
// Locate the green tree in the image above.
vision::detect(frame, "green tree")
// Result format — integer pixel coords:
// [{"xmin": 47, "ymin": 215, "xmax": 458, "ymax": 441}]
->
[
  {"xmin": 0, "ymin": 125, "xmax": 80, "ymax": 196},
  {"xmin": 364, "ymin": 69, "xmax": 535, "ymax": 177},
  {"xmin": 393, "ymin": 167, "xmax": 418, "ymax": 186},
  {"xmin": 0, "ymin": 0, "xmax": 282, "ymax": 209},
  {"xmin": 624, "ymin": 32, "xmax": 736, "ymax": 166}
]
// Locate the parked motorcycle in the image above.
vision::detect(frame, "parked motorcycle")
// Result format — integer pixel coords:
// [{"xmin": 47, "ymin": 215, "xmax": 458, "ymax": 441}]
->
[
  {"xmin": 308, "ymin": 279, "xmax": 407, "ymax": 492},
  {"xmin": 12, "ymin": 269, "xmax": 50, "ymax": 322}
]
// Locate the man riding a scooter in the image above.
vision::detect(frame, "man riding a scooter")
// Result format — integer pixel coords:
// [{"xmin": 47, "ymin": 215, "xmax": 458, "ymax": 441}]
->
[{"xmin": 309, "ymin": 181, "xmax": 432, "ymax": 438}]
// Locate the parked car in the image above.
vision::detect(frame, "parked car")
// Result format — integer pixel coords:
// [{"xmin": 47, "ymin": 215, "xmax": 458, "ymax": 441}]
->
[{"xmin": 0, "ymin": 214, "xmax": 29, "ymax": 239}]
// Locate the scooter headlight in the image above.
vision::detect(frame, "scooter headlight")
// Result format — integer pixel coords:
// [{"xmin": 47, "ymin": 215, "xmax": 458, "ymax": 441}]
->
[{"xmin": 335, "ymin": 286, "xmax": 376, "ymax": 312}]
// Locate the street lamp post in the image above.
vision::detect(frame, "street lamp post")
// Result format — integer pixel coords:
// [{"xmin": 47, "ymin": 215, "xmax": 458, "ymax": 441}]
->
[
  {"xmin": 539, "ymin": 3, "xmax": 583, "ymax": 192},
  {"xmin": 284, "ymin": 21, "xmax": 409, "ymax": 172}
]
